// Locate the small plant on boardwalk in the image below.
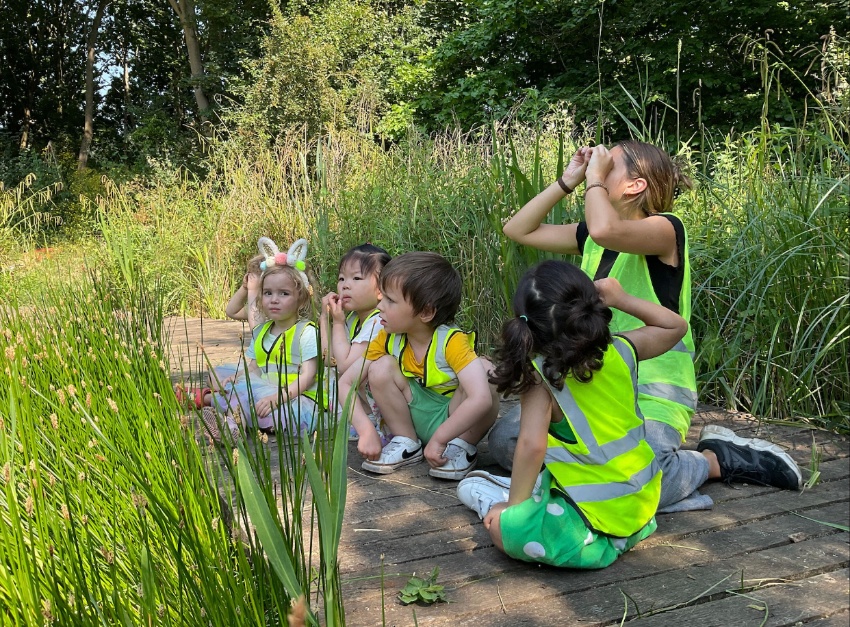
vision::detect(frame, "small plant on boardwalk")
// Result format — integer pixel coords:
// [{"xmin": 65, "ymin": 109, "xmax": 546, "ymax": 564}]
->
[{"xmin": 398, "ymin": 566, "xmax": 447, "ymax": 606}]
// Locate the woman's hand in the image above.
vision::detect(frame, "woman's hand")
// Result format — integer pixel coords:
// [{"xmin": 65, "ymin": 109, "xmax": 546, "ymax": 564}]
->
[
  {"xmin": 586, "ymin": 144, "xmax": 614, "ymax": 184},
  {"xmin": 561, "ymin": 146, "xmax": 592, "ymax": 190}
]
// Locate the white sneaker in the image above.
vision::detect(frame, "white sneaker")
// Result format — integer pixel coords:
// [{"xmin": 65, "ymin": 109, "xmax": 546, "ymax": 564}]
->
[
  {"xmin": 457, "ymin": 476, "xmax": 509, "ymax": 519},
  {"xmin": 429, "ymin": 438, "xmax": 478, "ymax": 480},
  {"xmin": 361, "ymin": 435, "xmax": 423, "ymax": 474},
  {"xmin": 465, "ymin": 469, "xmax": 544, "ymax": 494}
]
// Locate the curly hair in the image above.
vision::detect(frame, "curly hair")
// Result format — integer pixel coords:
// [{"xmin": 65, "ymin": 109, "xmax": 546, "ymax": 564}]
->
[{"xmin": 490, "ymin": 261, "xmax": 612, "ymax": 396}]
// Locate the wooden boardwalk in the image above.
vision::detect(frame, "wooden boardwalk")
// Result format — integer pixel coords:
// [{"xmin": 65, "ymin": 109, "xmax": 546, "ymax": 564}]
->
[{"xmin": 167, "ymin": 318, "xmax": 850, "ymax": 627}]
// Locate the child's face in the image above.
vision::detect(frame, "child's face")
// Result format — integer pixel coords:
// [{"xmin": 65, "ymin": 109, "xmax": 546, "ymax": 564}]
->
[
  {"xmin": 262, "ymin": 272, "xmax": 300, "ymax": 326},
  {"xmin": 377, "ymin": 282, "xmax": 420, "ymax": 334},
  {"xmin": 337, "ymin": 261, "xmax": 380, "ymax": 314}
]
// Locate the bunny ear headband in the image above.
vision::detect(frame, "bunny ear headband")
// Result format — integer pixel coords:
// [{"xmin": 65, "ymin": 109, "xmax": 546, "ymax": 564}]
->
[{"xmin": 257, "ymin": 236, "xmax": 310, "ymax": 291}]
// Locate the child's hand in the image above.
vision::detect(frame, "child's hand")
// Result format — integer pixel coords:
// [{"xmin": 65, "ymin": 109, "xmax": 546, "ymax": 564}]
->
[
  {"xmin": 424, "ymin": 437, "xmax": 449, "ymax": 468},
  {"xmin": 561, "ymin": 146, "xmax": 591, "ymax": 190},
  {"xmin": 255, "ymin": 394, "xmax": 278, "ymax": 418},
  {"xmin": 483, "ymin": 502, "xmax": 508, "ymax": 530},
  {"xmin": 594, "ymin": 277, "xmax": 624, "ymax": 309},
  {"xmin": 357, "ymin": 428, "xmax": 383, "ymax": 461},
  {"xmin": 586, "ymin": 145, "xmax": 614, "ymax": 183},
  {"xmin": 322, "ymin": 292, "xmax": 345, "ymax": 322},
  {"xmin": 246, "ymin": 272, "xmax": 261, "ymax": 291},
  {"xmin": 241, "ymin": 273, "xmax": 249, "ymax": 289}
]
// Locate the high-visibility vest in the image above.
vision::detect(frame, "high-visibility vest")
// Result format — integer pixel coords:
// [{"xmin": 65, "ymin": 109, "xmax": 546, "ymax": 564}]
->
[
  {"xmin": 580, "ymin": 214, "xmax": 697, "ymax": 439},
  {"xmin": 254, "ymin": 320, "xmax": 321, "ymax": 405},
  {"xmin": 345, "ymin": 309, "xmax": 381, "ymax": 341},
  {"xmin": 538, "ymin": 337, "xmax": 662, "ymax": 538},
  {"xmin": 384, "ymin": 325, "xmax": 474, "ymax": 396}
]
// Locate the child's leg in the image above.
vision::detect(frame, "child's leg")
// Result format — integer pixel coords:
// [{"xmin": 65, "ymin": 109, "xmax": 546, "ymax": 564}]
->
[
  {"xmin": 645, "ymin": 420, "xmax": 714, "ymax": 512},
  {"xmin": 367, "ymin": 355, "xmax": 416, "ymax": 439},
  {"xmin": 486, "ymin": 404, "xmax": 521, "ymax": 471},
  {"xmin": 447, "ymin": 357, "xmax": 500, "ymax": 445},
  {"xmin": 273, "ymin": 396, "xmax": 318, "ymax": 434}
]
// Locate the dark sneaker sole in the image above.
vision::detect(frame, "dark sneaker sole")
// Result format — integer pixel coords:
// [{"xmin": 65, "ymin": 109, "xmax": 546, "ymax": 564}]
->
[
  {"xmin": 699, "ymin": 425, "xmax": 802, "ymax": 489},
  {"xmin": 429, "ymin": 457, "xmax": 477, "ymax": 480},
  {"xmin": 361, "ymin": 451, "xmax": 423, "ymax": 474}
]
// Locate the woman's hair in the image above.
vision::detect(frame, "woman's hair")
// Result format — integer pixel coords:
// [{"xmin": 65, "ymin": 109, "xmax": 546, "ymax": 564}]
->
[
  {"xmin": 259, "ymin": 264, "xmax": 313, "ymax": 320},
  {"xmin": 490, "ymin": 260, "xmax": 613, "ymax": 396},
  {"xmin": 246, "ymin": 254, "xmax": 265, "ymax": 275},
  {"xmin": 615, "ymin": 140, "xmax": 693, "ymax": 216},
  {"xmin": 339, "ymin": 243, "xmax": 391, "ymax": 280}
]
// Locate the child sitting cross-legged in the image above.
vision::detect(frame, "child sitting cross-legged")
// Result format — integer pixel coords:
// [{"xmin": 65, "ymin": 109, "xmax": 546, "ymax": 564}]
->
[
  {"xmin": 457, "ymin": 261, "xmax": 687, "ymax": 569},
  {"xmin": 338, "ymin": 252, "xmax": 499, "ymax": 480}
]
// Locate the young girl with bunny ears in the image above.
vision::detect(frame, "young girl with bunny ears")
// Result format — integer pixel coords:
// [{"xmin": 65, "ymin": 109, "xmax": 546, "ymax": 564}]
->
[
  {"xmin": 492, "ymin": 141, "xmax": 801, "ymax": 512},
  {"xmin": 180, "ymin": 238, "xmax": 323, "ymax": 439},
  {"xmin": 458, "ymin": 261, "xmax": 686, "ymax": 568}
]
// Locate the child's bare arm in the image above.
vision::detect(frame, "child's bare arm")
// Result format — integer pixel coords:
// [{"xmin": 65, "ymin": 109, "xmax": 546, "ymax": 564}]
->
[
  {"xmin": 595, "ymin": 278, "xmax": 687, "ymax": 361},
  {"xmin": 338, "ymin": 358, "xmax": 383, "ymax": 460},
  {"xmin": 425, "ymin": 358, "xmax": 494, "ymax": 466},
  {"xmin": 509, "ymin": 381, "xmax": 551, "ymax": 506},
  {"xmin": 225, "ymin": 274, "xmax": 249, "ymax": 320}
]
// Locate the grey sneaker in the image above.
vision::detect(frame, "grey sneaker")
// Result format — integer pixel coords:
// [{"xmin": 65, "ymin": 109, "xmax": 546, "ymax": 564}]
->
[
  {"xmin": 361, "ymin": 435, "xmax": 423, "ymax": 474},
  {"xmin": 457, "ymin": 476, "xmax": 510, "ymax": 519},
  {"xmin": 429, "ymin": 438, "xmax": 478, "ymax": 480},
  {"xmin": 697, "ymin": 425, "xmax": 802, "ymax": 490}
]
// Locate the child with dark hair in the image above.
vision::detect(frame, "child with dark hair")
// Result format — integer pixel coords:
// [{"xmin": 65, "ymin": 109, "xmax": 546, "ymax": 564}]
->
[
  {"xmin": 320, "ymin": 243, "xmax": 392, "ymax": 441},
  {"xmin": 458, "ymin": 260, "xmax": 686, "ymax": 568},
  {"xmin": 338, "ymin": 252, "xmax": 498, "ymax": 480}
]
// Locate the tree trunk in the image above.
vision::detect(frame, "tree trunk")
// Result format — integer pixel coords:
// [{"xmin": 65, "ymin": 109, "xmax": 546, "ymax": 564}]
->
[
  {"xmin": 167, "ymin": 0, "xmax": 210, "ymax": 122},
  {"xmin": 77, "ymin": 0, "xmax": 111, "ymax": 171}
]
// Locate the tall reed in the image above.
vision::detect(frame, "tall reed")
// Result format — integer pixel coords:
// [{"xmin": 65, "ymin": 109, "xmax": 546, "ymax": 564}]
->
[{"xmin": 0, "ymin": 276, "xmax": 350, "ymax": 624}]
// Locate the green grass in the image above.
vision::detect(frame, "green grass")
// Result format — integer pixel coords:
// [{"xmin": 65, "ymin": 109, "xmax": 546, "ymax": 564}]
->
[
  {"xmin": 5, "ymin": 116, "xmax": 847, "ymax": 432},
  {"xmin": 0, "ymin": 277, "xmax": 349, "ymax": 624}
]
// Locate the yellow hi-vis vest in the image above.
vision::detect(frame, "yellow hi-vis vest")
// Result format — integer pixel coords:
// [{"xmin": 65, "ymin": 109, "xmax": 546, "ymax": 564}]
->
[
  {"xmin": 580, "ymin": 214, "xmax": 697, "ymax": 439},
  {"xmin": 384, "ymin": 324, "xmax": 474, "ymax": 396},
  {"xmin": 345, "ymin": 309, "xmax": 381, "ymax": 341},
  {"xmin": 536, "ymin": 337, "xmax": 661, "ymax": 538},
  {"xmin": 254, "ymin": 320, "xmax": 323, "ymax": 406}
]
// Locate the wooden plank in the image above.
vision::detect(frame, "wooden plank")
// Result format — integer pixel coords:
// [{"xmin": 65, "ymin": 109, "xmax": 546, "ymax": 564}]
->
[
  {"xmin": 342, "ymin": 502, "xmax": 849, "ymax": 620},
  {"xmin": 339, "ymin": 480, "xmax": 850, "ymax": 582},
  {"xmin": 623, "ymin": 568, "xmax": 850, "ymax": 626},
  {"xmin": 343, "ymin": 535, "xmax": 849, "ymax": 626}
]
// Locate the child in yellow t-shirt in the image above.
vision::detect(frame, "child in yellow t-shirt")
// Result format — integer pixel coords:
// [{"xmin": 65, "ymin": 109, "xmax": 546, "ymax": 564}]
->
[{"xmin": 338, "ymin": 252, "xmax": 498, "ymax": 480}]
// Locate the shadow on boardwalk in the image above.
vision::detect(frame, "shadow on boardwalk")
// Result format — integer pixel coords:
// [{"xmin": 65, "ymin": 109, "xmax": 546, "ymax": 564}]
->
[{"xmin": 167, "ymin": 317, "xmax": 850, "ymax": 627}]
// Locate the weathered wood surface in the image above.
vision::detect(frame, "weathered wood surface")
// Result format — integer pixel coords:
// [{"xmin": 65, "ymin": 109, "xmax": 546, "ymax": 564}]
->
[{"xmin": 167, "ymin": 317, "xmax": 850, "ymax": 627}]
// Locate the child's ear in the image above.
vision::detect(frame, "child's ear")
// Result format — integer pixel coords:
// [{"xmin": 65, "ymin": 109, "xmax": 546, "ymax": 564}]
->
[{"xmin": 418, "ymin": 306, "xmax": 436, "ymax": 324}]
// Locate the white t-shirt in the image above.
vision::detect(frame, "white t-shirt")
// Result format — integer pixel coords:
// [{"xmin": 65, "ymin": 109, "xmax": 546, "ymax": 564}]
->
[{"xmin": 348, "ymin": 313, "xmax": 383, "ymax": 346}]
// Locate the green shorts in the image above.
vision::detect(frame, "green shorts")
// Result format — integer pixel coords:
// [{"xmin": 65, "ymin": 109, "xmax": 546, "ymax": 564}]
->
[
  {"xmin": 500, "ymin": 469, "xmax": 656, "ymax": 569},
  {"xmin": 407, "ymin": 379, "xmax": 451, "ymax": 443}
]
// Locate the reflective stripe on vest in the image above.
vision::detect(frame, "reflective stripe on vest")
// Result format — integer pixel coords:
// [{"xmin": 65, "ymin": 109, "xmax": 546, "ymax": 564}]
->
[
  {"xmin": 346, "ymin": 310, "xmax": 381, "ymax": 342},
  {"xmin": 536, "ymin": 338, "xmax": 661, "ymax": 538},
  {"xmin": 580, "ymin": 215, "xmax": 697, "ymax": 439},
  {"xmin": 254, "ymin": 320, "xmax": 320, "ymax": 404},
  {"xmin": 385, "ymin": 324, "xmax": 474, "ymax": 396}
]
